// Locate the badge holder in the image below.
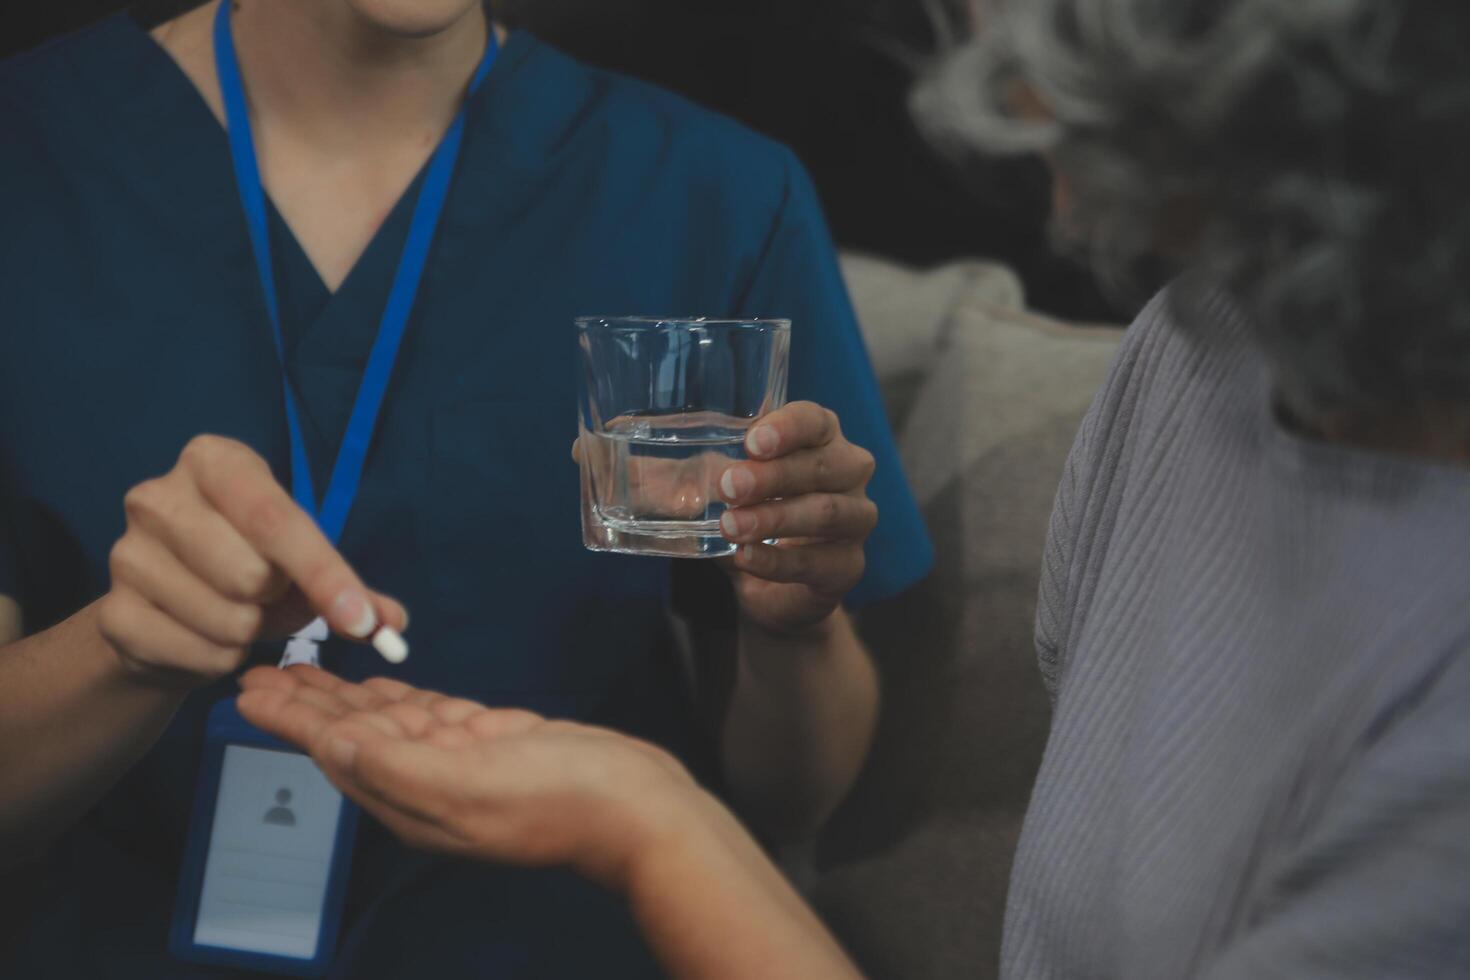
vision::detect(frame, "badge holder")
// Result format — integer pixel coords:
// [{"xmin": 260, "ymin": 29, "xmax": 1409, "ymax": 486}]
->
[{"xmin": 169, "ymin": 699, "xmax": 359, "ymax": 977}]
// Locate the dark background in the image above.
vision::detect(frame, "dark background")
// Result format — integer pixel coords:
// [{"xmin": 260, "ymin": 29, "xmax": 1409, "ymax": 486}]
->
[{"xmin": 0, "ymin": 0, "xmax": 1116, "ymax": 321}]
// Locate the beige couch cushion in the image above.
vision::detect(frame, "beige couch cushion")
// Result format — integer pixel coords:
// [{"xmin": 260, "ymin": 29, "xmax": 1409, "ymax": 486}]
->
[
  {"xmin": 840, "ymin": 252, "xmax": 1026, "ymax": 384},
  {"xmin": 802, "ymin": 254, "xmax": 1120, "ymax": 979}
]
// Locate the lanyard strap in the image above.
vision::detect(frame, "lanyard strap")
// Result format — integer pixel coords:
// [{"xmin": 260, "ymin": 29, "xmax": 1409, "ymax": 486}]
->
[{"xmin": 213, "ymin": 1, "xmax": 498, "ymax": 545}]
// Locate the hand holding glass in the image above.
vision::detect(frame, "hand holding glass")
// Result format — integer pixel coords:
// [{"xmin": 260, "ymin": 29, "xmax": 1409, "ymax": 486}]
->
[{"xmin": 577, "ymin": 317, "xmax": 791, "ymax": 558}]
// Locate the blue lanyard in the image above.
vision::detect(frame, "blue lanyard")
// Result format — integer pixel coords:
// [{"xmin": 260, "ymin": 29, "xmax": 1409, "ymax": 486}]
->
[{"xmin": 213, "ymin": 1, "xmax": 497, "ymax": 545}]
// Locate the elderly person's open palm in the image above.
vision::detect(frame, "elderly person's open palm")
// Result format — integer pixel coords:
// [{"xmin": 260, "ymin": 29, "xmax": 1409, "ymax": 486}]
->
[
  {"xmin": 236, "ymin": 666, "xmax": 698, "ymax": 885},
  {"xmin": 236, "ymin": 666, "xmax": 863, "ymax": 980}
]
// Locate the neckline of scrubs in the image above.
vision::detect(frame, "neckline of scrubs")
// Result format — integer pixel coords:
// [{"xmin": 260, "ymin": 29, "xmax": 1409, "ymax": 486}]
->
[
  {"xmin": 116, "ymin": 11, "xmax": 537, "ymax": 292},
  {"xmin": 103, "ymin": 12, "xmax": 596, "ymax": 350},
  {"xmin": 100, "ymin": 13, "xmax": 548, "ymax": 486}
]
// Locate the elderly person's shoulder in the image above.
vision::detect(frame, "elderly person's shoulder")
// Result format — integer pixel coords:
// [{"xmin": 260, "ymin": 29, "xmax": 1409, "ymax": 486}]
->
[
  {"xmin": 1092, "ymin": 283, "xmax": 1254, "ymax": 396},
  {"xmin": 1059, "ymin": 281, "xmax": 1262, "ymax": 491}
]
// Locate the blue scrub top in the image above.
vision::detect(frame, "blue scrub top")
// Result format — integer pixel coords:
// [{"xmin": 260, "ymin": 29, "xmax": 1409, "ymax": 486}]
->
[{"xmin": 0, "ymin": 12, "xmax": 933, "ymax": 979}]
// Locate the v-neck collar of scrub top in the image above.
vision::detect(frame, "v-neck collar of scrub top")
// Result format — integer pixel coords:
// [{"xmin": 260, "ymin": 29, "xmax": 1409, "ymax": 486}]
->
[{"xmin": 90, "ymin": 12, "xmax": 581, "ymax": 485}]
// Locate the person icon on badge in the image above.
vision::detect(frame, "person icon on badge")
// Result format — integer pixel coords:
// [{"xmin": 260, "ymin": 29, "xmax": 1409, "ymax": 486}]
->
[{"xmin": 263, "ymin": 788, "xmax": 296, "ymax": 827}]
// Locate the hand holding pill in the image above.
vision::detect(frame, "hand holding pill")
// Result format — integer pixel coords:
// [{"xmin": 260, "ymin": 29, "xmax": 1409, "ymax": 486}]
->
[{"xmin": 97, "ymin": 435, "xmax": 409, "ymax": 687}]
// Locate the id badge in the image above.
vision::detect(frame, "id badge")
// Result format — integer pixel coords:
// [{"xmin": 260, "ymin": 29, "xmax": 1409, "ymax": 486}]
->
[{"xmin": 170, "ymin": 698, "xmax": 358, "ymax": 976}]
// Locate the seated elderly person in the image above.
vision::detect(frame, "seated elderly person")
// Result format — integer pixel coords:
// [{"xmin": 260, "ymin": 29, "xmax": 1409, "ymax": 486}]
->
[{"xmin": 242, "ymin": 0, "xmax": 1470, "ymax": 976}]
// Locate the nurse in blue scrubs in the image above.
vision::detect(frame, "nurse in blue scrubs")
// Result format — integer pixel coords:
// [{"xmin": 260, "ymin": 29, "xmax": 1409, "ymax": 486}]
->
[{"xmin": 0, "ymin": 0, "xmax": 931, "ymax": 976}]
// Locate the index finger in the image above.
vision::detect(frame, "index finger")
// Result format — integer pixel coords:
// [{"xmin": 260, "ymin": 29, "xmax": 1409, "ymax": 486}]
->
[
  {"xmin": 743, "ymin": 402, "xmax": 839, "ymax": 460},
  {"xmin": 184, "ymin": 436, "xmax": 388, "ymax": 639}
]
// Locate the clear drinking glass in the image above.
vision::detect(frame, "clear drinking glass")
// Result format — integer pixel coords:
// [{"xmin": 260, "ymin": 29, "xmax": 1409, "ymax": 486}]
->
[{"xmin": 577, "ymin": 317, "xmax": 791, "ymax": 558}]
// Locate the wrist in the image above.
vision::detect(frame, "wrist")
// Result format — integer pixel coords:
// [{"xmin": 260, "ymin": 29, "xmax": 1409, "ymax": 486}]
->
[
  {"xmin": 590, "ymin": 779, "xmax": 713, "ymax": 892},
  {"xmin": 90, "ymin": 601, "xmax": 208, "ymax": 696},
  {"xmin": 618, "ymin": 784, "xmax": 742, "ymax": 899},
  {"xmin": 736, "ymin": 608, "xmax": 847, "ymax": 684},
  {"xmin": 738, "ymin": 605, "xmax": 839, "ymax": 652}
]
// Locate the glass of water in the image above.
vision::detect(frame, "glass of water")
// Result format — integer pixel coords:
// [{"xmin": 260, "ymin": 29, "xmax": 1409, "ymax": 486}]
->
[{"xmin": 576, "ymin": 316, "xmax": 791, "ymax": 558}]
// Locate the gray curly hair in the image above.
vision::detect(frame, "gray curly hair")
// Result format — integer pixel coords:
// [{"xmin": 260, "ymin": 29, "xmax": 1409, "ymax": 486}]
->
[{"xmin": 915, "ymin": 0, "xmax": 1470, "ymax": 422}]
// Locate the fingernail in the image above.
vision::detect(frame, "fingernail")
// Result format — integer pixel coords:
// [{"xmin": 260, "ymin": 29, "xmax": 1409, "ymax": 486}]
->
[
  {"xmin": 721, "ymin": 510, "xmax": 755, "ymax": 537},
  {"xmin": 372, "ymin": 626, "xmax": 409, "ymax": 664},
  {"xmin": 327, "ymin": 735, "xmax": 359, "ymax": 769},
  {"xmin": 332, "ymin": 590, "xmax": 378, "ymax": 638},
  {"xmin": 741, "ymin": 544, "xmax": 757, "ymax": 561},
  {"xmin": 747, "ymin": 425, "xmax": 778, "ymax": 457},
  {"xmin": 720, "ymin": 467, "xmax": 755, "ymax": 501}
]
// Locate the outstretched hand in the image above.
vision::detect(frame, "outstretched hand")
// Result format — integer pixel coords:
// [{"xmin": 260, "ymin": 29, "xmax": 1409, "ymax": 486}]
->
[
  {"xmin": 236, "ymin": 666, "xmax": 699, "ymax": 888},
  {"xmin": 239, "ymin": 667, "xmax": 866, "ymax": 980}
]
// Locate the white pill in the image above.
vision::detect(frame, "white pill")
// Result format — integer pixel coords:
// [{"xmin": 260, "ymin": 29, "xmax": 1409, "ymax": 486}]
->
[{"xmin": 372, "ymin": 626, "xmax": 409, "ymax": 664}]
